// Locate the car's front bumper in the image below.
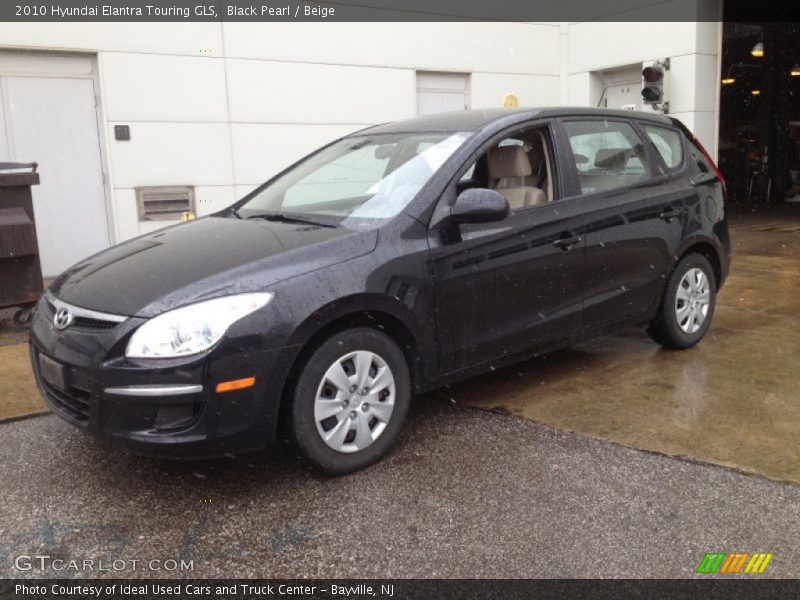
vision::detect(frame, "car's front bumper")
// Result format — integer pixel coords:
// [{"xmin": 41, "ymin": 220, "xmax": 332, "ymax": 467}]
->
[{"xmin": 29, "ymin": 299, "xmax": 300, "ymax": 459}]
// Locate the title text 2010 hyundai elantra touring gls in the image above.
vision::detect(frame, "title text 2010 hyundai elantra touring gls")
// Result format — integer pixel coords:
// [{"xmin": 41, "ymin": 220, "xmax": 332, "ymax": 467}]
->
[{"xmin": 30, "ymin": 108, "xmax": 730, "ymax": 473}]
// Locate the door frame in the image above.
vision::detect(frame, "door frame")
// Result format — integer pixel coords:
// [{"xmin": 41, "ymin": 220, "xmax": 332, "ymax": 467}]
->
[
  {"xmin": 0, "ymin": 49, "xmax": 116, "ymax": 253},
  {"xmin": 426, "ymin": 117, "xmax": 585, "ymax": 374},
  {"xmin": 551, "ymin": 115, "xmax": 688, "ymax": 330},
  {"xmin": 428, "ymin": 117, "xmax": 567, "ymax": 221},
  {"xmin": 415, "ymin": 70, "xmax": 471, "ymax": 117},
  {"xmin": 551, "ymin": 115, "xmax": 668, "ymax": 200}
]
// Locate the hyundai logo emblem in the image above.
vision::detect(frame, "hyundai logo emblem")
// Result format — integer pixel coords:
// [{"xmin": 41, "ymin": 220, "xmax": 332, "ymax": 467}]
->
[{"xmin": 53, "ymin": 307, "xmax": 74, "ymax": 330}]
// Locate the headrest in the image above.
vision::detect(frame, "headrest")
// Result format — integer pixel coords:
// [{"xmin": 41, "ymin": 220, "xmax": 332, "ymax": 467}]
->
[
  {"xmin": 488, "ymin": 145, "xmax": 532, "ymax": 179},
  {"xmin": 594, "ymin": 148, "xmax": 630, "ymax": 170}
]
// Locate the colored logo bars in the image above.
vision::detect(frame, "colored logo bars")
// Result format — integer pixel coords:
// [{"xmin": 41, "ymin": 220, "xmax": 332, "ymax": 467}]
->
[{"xmin": 696, "ymin": 552, "xmax": 773, "ymax": 574}]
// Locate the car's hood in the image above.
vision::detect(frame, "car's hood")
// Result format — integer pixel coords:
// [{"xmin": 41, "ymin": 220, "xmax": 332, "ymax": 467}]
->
[{"xmin": 51, "ymin": 216, "xmax": 378, "ymax": 317}]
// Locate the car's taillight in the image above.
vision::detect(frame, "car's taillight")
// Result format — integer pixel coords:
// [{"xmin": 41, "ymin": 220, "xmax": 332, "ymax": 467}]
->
[{"xmin": 691, "ymin": 135, "xmax": 726, "ymax": 193}]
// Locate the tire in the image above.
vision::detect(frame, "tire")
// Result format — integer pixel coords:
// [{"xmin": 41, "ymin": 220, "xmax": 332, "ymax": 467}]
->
[
  {"xmin": 648, "ymin": 253, "xmax": 717, "ymax": 349},
  {"xmin": 286, "ymin": 327, "xmax": 411, "ymax": 474},
  {"xmin": 13, "ymin": 308, "xmax": 33, "ymax": 327}
]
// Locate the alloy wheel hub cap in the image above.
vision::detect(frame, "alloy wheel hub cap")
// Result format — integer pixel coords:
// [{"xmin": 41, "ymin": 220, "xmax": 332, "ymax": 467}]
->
[
  {"xmin": 314, "ymin": 350, "xmax": 396, "ymax": 454},
  {"xmin": 675, "ymin": 267, "xmax": 710, "ymax": 334}
]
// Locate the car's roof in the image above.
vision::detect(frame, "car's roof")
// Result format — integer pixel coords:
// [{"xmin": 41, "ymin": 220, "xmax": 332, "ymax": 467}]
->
[{"xmin": 358, "ymin": 107, "xmax": 674, "ymax": 135}]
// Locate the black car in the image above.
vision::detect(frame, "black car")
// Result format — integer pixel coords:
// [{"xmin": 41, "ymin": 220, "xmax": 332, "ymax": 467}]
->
[{"xmin": 30, "ymin": 108, "xmax": 731, "ymax": 474}]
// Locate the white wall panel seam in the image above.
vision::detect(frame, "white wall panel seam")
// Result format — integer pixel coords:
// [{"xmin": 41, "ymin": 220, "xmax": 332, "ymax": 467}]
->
[
  {"xmin": 566, "ymin": 51, "xmax": 719, "ymax": 76},
  {"xmin": 87, "ymin": 49, "xmax": 558, "ymax": 76},
  {"xmin": 0, "ymin": 48, "xmax": 561, "ymax": 78},
  {"xmin": 94, "ymin": 52, "xmax": 118, "ymax": 244},
  {"xmin": 114, "ymin": 184, "xmax": 242, "ymax": 190},
  {"xmin": 220, "ymin": 24, "xmax": 238, "ymax": 188},
  {"xmin": 106, "ymin": 120, "xmax": 376, "ymax": 125}
]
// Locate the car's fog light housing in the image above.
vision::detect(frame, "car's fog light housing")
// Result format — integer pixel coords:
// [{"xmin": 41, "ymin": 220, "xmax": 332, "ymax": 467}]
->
[{"xmin": 126, "ymin": 293, "xmax": 273, "ymax": 359}]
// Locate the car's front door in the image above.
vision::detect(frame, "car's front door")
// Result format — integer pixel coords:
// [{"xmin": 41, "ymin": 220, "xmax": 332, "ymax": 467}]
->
[
  {"xmin": 459, "ymin": 199, "xmax": 585, "ymax": 364},
  {"xmin": 557, "ymin": 118, "xmax": 686, "ymax": 330},
  {"xmin": 429, "ymin": 122, "xmax": 585, "ymax": 373}
]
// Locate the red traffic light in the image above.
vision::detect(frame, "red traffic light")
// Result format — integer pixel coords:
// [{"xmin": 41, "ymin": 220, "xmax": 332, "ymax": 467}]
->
[{"xmin": 642, "ymin": 66, "xmax": 664, "ymax": 83}]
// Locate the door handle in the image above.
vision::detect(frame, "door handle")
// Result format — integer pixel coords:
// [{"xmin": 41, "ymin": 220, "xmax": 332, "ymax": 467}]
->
[
  {"xmin": 553, "ymin": 235, "xmax": 581, "ymax": 250},
  {"xmin": 659, "ymin": 207, "xmax": 681, "ymax": 221}
]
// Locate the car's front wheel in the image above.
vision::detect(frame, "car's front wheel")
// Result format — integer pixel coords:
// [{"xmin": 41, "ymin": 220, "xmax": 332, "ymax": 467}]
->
[
  {"xmin": 648, "ymin": 253, "xmax": 717, "ymax": 349},
  {"xmin": 286, "ymin": 327, "xmax": 411, "ymax": 474}
]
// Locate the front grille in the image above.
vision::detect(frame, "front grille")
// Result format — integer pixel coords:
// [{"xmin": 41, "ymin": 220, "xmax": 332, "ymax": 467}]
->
[
  {"xmin": 42, "ymin": 382, "xmax": 91, "ymax": 422},
  {"xmin": 44, "ymin": 296, "xmax": 123, "ymax": 331},
  {"xmin": 32, "ymin": 352, "xmax": 93, "ymax": 424},
  {"xmin": 72, "ymin": 316, "xmax": 118, "ymax": 330}
]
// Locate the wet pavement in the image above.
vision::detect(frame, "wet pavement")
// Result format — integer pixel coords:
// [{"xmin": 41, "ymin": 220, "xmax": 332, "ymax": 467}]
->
[
  {"xmin": 0, "ymin": 402, "xmax": 799, "ymax": 578},
  {"xmin": 0, "ymin": 307, "xmax": 44, "ymax": 421},
  {"xmin": 0, "ymin": 343, "xmax": 45, "ymax": 422},
  {"xmin": 458, "ymin": 215, "xmax": 800, "ymax": 483}
]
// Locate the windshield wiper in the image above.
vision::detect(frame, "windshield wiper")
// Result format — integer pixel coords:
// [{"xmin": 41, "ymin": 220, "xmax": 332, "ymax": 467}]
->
[{"xmin": 246, "ymin": 212, "xmax": 337, "ymax": 228}]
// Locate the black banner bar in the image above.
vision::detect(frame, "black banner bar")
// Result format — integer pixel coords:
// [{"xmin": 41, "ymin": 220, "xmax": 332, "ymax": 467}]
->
[
  {"xmin": 2, "ymin": 579, "xmax": 800, "ymax": 600},
  {"xmin": 2, "ymin": 0, "xmax": 800, "ymax": 22}
]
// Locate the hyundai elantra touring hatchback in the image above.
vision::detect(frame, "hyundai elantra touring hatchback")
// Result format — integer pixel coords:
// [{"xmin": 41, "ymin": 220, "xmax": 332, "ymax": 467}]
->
[{"xmin": 30, "ymin": 108, "xmax": 730, "ymax": 473}]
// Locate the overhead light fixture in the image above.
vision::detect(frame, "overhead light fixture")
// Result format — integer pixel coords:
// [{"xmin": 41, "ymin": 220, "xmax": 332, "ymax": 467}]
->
[
  {"xmin": 751, "ymin": 42, "xmax": 764, "ymax": 58},
  {"xmin": 791, "ymin": 66, "xmax": 800, "ymax": 77},
  {"xmin": 721, "ymin": 77, "xmax": 736, "ymax": 85},
  {"xmin": 751, "ymin": 89, "xmax": 761, "ymax": 96}
]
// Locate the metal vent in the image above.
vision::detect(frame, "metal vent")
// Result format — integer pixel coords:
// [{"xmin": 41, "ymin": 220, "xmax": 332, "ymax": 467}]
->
[{"xmin": 136, "ymin": 186, "xmax": 195, "ymax": 221}]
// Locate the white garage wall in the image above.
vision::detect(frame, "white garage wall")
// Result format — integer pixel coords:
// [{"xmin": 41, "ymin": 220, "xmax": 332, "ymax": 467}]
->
[
  {"xmin": 222, "ymin": 23, "xmax": 560, "ymax": 75},
  {"xmin": 0, "ymin": 21, "xmax": 562, "ymax": 244},
  {"xmin": 563, "ymin": 14, "xmax": 722, "ymax": 157},
  {"xmin": 0, "ymin": 13, "xmax": 721, "ymax": 250}
]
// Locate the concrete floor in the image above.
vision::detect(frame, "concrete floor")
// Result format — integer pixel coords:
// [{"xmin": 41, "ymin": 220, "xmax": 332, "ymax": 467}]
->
[
  {"xmin": 457, "ymin": 214, "xmax": 800, "ymax": 483},
  {"xmin": 0, "ymin": 307, "xmax": 42, "ymax": 421},
  {"xmin": 0, "ymin": 404, "xmax": 798, "ymax": 578},
  {"xmin": 0, "ymin": 344, "xmax": 45, "ymax": 422}
]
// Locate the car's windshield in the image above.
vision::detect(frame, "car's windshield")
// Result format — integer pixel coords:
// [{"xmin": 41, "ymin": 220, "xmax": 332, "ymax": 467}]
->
[{"xmin": 235, "ymin": 132, "xmax": 471, "ymax": 228}]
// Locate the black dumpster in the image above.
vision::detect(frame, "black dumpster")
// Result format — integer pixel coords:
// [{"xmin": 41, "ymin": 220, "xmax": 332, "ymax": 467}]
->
[{"xmin": 0, "ymin": 162, "xmax": 42, "ymax": 325}]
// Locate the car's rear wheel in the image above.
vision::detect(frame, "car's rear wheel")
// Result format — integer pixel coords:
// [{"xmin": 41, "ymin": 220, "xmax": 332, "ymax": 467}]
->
[
  {"xmin": 648, "ymin": 253, "xmax": 717, "ymax": 349},
  {"xmin": 287, "ymin": 327, "xmax": 410, "ymax": 474}
]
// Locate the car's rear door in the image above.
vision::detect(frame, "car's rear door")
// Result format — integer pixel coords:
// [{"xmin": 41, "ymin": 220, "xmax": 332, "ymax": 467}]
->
[{"xmin": 556, "ymin": 117, "xmax": 686, "ymax": 330}]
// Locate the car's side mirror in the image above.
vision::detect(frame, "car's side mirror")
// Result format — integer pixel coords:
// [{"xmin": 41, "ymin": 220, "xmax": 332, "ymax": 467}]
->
[{"xmin": 450, "ymin": 188, "xmax": 510, "ymax": 224}]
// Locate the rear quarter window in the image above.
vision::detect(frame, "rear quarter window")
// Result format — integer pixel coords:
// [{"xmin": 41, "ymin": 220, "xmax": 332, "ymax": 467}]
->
[{"xmin": 642, "ymin": 125, "xmax": 684, "ymax": 171}]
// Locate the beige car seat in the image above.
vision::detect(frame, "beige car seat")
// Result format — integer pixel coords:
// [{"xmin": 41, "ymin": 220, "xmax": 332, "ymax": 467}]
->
[
  {"xmin": 526, "ymin": 130, "xmax": 554, "ymax": 201},
  {"xmin": 487, "ymin": 145, "xmax": 547, "ymax": 210}
]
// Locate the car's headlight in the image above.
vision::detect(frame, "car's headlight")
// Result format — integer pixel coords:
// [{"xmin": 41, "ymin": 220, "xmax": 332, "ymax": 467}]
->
[{"xmin": 126, "ymin": 293, "xmax": 273, "ymax": 359}]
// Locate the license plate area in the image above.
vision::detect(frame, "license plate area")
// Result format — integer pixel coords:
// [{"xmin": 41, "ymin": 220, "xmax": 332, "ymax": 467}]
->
[{"xmin": 39, "ymin": 354, "xmax": 68, "ymax": 391}]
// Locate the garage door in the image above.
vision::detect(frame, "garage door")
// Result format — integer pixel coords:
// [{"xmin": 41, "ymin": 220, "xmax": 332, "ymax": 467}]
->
[
  {"xmin": 0, "ymin": 65, "xmax": 110, "ymax": 277},
  {"xmin": 417, "ymin": 71, "xmax": 470, "ymax": 116}
]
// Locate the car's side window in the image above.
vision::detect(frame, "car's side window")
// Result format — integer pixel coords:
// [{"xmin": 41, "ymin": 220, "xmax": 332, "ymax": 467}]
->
[
  {"xmin": 563, "ymin": 120, "xmax": 650, "ymax": 195},
  {"xmin": 642, "ymin": 125, "xmax": 684, "ymax": 171},
  {"xmin": 458, "ymin": 162, "xmax": 476, "ymax": 182},
  {"xmin": 456, "ymin": 126, "xmax": 556, "ymax": 211}
]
